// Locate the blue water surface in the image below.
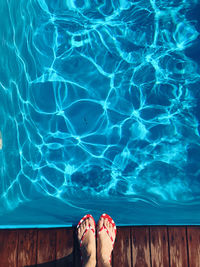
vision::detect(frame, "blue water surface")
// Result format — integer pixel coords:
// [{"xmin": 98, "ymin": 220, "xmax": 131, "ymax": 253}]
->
[{"xmin": 0, "ymin": 0, "xmax": 200, "ymax": 228}]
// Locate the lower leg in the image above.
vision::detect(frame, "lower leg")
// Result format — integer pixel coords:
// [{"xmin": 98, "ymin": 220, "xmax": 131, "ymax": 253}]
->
[
  {"xmin": 82, "ymin": 248, "xmax": 96, "ymax": 267},
  {"xmin": 98, "ymin": 260, "xmax": 111, "ymax": 267},
  {"xmin": 83, "ymin": 256, "xmax": 96, "ymax": 267}
]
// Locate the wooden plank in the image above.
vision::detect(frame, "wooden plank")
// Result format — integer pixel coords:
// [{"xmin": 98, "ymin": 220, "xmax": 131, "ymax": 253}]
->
[
  {"xmin": 37, "ymin": 229, "xmax": 56, "ymax": 266},
  {"xmin": 150, "ymin": 226, "xmax": 169, "ymax": 267},
  {"xmin": 187, "ymin": 226, "xmax": 200, "ymax": 267},
  {"xmin": 0, "ymin": 230, "xmax": 18, "ymax": 267},
  {"xmin": 1, "ymin": 226, "xmax": 199, "ymax": 267},
  {"xmin": 132, "ymin": 227, "xmax": 151, "ymax": 267},
  {"xmin": 56, "ymin": 227, "xmax": 74, "ymax": 267},
  {"xmin": 112, "ymin": 227, "xmax": 132, "ymax": 267},
  {"xmin": 18, "ymin": 229, "xmax": 37, "ymax": 267},
  {"xmin": 168, "ymin": 227, "xmax": 188, "ymax": 267}
]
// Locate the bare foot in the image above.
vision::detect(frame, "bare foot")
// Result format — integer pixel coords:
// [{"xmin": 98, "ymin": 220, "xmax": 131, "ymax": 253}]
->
[
  {"xmin": 97, "ymin": 215, "xmax": 116, "ymax": 267},
  {"xmin": 77, "ymin": 216, "xmax": 96, "ymax": 267}
]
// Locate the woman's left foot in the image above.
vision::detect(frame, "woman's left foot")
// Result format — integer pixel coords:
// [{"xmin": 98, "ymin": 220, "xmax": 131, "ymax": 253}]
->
[{"xmin": 97, "ymin": 214, "xmax": 117, "ymax": 267}]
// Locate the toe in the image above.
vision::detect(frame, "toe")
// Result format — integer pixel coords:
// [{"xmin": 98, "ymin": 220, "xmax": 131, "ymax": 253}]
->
[
  {"xmin": 85, "ymin": 218, "xmax": 89, "ymax": 228},
  {"xmin": 108, "ymin": 221, "xmax": 112, "ymax": 231},
  {"xmin": 84, "ymin": 219, "xmax": 88, "ymax": 229},
  {"xmin": 77, "ymin": 227, "xmax": 81, "ymax": 238},
  {"xmin": 89, "ymin": 217, "xmax": 95, "ymax": 228},
  {"xmin": 111, "ymin": 226, "xmax": 115, "ymax": 240},
  {"xmin": 97, "ymin": 216, "xmax": 103, "ymax": 231},
  {"xmin": 79, "ymin": 223, "xmax": 82, "ymax": 233},
  {"xmin": 104, "ymin": 219, "xmax": 109, "ymax": 228}
]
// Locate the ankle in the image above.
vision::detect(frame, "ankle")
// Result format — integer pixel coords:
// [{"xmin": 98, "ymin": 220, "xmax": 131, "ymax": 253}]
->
[
  {"xmin": 98, "ymin": 259, "xmax": 111, "ymax": 267},
  {"xmin": 83, "ymin": 255, "xmax": 96, "ymax": 267}
]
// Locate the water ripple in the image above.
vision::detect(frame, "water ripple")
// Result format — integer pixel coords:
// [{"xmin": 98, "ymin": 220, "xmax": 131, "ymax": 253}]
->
[{"xmin": 0, "ymin": 0, "xmax": 200, "ymax": 225}]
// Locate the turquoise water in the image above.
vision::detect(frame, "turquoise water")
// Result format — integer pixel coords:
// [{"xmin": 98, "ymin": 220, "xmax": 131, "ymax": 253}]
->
[{"xmin": 0, "ymin": 0, "xmax": 200, "ymax": 228}]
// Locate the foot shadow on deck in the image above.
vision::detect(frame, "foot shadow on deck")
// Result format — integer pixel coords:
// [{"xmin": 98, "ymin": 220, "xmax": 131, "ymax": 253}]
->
[
  {"xmin": 26, "ymin": 252, "xmax": 81, "ymax": 267},
  {"xmin": 26, "ymin": 230, "xmax": 81, "ymax": 267},
  {"xmin": 26, "ymin": 254, "xmax": 74, "ymax": 267}
]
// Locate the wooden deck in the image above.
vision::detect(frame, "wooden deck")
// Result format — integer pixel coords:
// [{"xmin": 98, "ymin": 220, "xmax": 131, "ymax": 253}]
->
[{"xmin": 0, "ymin": 226, "xmax": 200, "ymax": 267}]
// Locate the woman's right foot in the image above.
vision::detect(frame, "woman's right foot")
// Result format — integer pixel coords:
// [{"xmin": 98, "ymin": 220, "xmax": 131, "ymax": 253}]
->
[
  {"xmin": 77, "ymin": 215, "xmax": 96, "ymax": 267},
  {"xmin": 97, "ymin": 214, "xmax": 116, "ymax": 267}
]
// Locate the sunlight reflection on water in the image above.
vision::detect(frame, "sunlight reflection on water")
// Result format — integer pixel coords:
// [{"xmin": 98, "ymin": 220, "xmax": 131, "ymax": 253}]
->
[{"xmin": 0, "ymin": 0, "xmax": 200, "ymax": 226}]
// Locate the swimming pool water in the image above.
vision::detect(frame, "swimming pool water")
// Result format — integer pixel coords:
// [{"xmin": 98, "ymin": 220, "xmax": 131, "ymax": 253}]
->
[{"xmin": 0, "ymin": 0, "xmax": 200, "ymax": 228}]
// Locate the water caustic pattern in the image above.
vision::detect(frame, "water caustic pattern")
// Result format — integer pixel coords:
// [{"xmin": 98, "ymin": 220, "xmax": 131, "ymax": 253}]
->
[{"xmin": 0, "ymin": 0, "xmax": 200, "ymax": 227}]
